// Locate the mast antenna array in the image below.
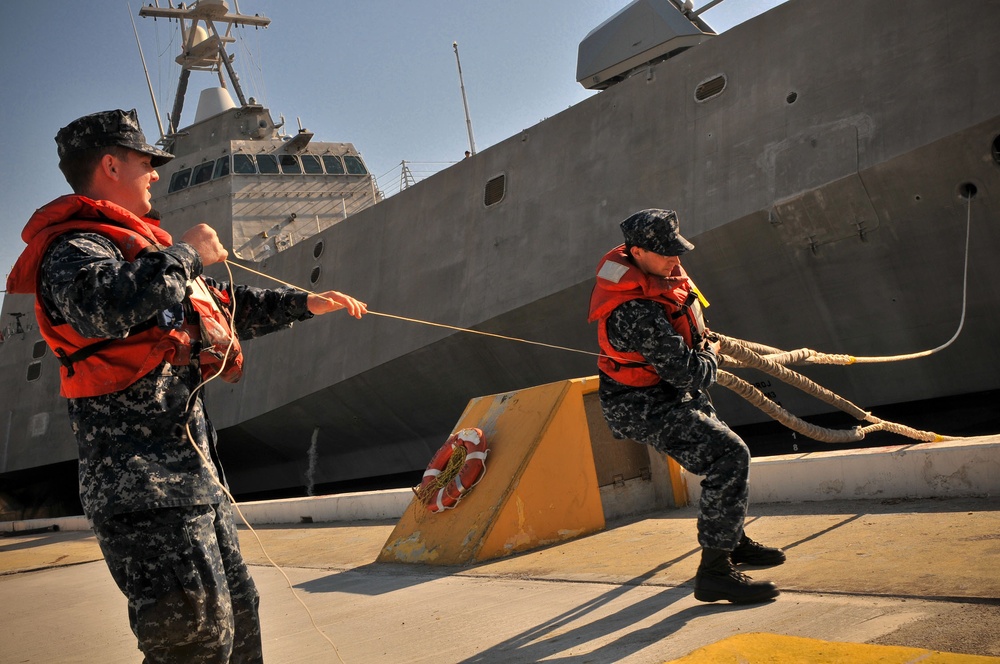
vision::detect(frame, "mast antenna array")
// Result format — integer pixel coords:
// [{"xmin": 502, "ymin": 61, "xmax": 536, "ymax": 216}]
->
[{"xmin": 138, "ymin": 0, "xmax": 270, "ymax": 135}]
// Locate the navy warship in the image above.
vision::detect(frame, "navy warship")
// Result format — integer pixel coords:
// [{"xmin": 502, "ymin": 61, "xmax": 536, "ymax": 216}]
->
[{"xmin": 2, "ymin": 0, "xmax": 998, "ymax": 513}]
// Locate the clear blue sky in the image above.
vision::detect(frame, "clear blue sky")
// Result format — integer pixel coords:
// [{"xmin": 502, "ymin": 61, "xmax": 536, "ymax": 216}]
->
[{"xmin": 0, "ymin": 0, "xmax": 787, "ymax": 308}]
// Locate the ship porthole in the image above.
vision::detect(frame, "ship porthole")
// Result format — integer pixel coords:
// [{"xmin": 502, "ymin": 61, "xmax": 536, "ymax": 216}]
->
[
  {"xmin": 32, "ymin": 340, "xmax": 47, "ymax": 359},
  {"xmin": 992, "ymin": 134, "xmax": 1000, "ymax": 166},
  {"xmin": 484, "ymin": 174, "xmax": 506, "ymax": 207},
  {"xmin": 313, "ymin": 240, "xmax": 325, "ymax": 259},
  {"xmin": 694, "ymin": 74, "xmax": 726, "ymax": 102},
  {"xmin": 786, "ymin": 91, "xmax": 798, "ymax": 104},
  {"xmin": 26, "ymin": 361, "xmax": 42, "ymax": 382},
  {"xmin": 310, "ymin": 266, "xmax": 322, "ymax": 285}
]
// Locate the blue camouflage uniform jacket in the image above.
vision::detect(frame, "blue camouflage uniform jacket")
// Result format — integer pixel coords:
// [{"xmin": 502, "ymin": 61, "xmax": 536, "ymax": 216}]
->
[
  {"xmin": 599, "ymin": 298, "xmax": 719, "ymax": 438},
  {"xmin": 39, "ymin": 230, "xmax": 314, "ymax": 524}
]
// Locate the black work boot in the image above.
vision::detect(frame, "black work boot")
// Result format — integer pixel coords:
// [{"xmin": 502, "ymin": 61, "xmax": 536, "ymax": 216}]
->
[
  {"xmin": 694, "ymin": 548, "xmax": 780, "ymax": 604},
  {"xmin": 730, "ymin": 533, "xmax": 786, "ymax": 566}
]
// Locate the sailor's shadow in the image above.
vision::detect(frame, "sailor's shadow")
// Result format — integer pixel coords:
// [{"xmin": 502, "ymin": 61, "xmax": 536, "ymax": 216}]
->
[
  {"xmin": 0, "ymin": 529, "xmax": 95, "ymax": 554},
  {"xmin": 292, "ymin": 511, "xmax": 869, "ymax": 598},
  {"xmin": 294, "ymin": 540, "xmax": 701, "ymax": 597},
  {"xmin": 744, "ymin": 512, "xmax": 865, "ymax": 551},
  {"xmin": 293, "ymin": 540, "xmax": 778, "ymax": 661},
  {"xmin": 455, "ymin": 550, "xmax": 769, "ymax": 664},
  {"xmin": 294, "ymin": 561, "xmax": 444, "ymax": 596}
]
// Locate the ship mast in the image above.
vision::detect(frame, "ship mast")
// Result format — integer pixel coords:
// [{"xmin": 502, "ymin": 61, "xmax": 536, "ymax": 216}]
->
[
  {"xmin": 452, "ymin": 41, "xmax": 477, "ymax": 156},
  {"xmin": 138, "ymin": 0, "xmax": 270, "ymax": 135}
]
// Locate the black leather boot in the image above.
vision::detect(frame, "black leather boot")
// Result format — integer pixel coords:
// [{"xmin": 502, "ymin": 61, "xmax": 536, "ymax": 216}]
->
[
  {"xmin": 694, "ymin": 548, "xmax": 780, "ymax": 604},
  {"xmin": 730, "ymin": 533, "xmax": 786, "ymax": 566}
]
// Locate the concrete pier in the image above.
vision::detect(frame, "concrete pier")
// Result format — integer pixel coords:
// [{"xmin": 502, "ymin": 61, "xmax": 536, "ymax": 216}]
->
[{"xmin": 2, "ymin": 488, "xmax": 998, "ymax": 661}]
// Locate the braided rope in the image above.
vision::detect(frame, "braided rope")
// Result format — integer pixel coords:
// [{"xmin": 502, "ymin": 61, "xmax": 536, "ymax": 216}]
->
[{"xmin": 717, "ymin": 335, "xmax": 947, "ymax": 444}]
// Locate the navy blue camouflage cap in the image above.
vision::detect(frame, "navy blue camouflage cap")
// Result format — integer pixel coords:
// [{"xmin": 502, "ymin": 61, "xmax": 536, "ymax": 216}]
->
[
  {"xmin": 620, "ymin": 208, "xmax": 695, "ymax": 255},
  {"xmin": 55, "ymin": 109, "xmax": 173, "ymax": 167}
]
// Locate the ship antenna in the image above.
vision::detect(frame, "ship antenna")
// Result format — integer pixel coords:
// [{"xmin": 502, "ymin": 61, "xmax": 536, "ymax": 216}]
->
[
  {"xmin": 139, "ymin": 1, "xmax": 270, "ymax": 131},
  {"xmin": 453, "ymin": 41, "xmax": 477, "ymax": 156},
  {"xmin": 129, "ymin": 3, "xmax": 166, "ymax": 142}
]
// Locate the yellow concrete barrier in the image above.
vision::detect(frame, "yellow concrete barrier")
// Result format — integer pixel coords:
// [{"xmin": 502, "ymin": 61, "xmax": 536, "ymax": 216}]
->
[{"xmin": 378, "ymin": 377, "xmax": 606, "ymax": 565}]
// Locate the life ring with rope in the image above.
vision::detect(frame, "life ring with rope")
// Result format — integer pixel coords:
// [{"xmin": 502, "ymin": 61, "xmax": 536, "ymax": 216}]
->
[{"xmin": 418, "ymin": 428, "xmax": 488, "ymax": 513}]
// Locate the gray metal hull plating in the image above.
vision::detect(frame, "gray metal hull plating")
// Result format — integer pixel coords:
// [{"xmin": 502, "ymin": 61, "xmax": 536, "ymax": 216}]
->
[{"xmin": 2, "ymin": 0, "xmax": 998, "ymax": 497}]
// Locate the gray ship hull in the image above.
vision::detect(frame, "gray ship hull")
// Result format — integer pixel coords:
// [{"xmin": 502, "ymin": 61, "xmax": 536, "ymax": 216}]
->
[{"xmin": 2, "ymin": 0, "xmax": 999, "ymax": 501}]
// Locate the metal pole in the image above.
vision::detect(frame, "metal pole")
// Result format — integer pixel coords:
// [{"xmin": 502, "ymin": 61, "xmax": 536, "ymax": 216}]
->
[
  {"xmin": 453, "ymin": 42, "xmax": 477, "ymax": 156},
  {"xmin": 692, "ymin": 0, "xmax": 726, "ymax": 17},
  {"xmin": 129, "ymin": 5, "xmax": 165, "ymax": 140}
]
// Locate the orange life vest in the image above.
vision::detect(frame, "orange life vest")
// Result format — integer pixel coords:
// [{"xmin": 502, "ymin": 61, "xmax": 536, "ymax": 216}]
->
[
  {"xmin": 6, "ymin": 195, "xmax": 243, "ymax": 398},
  {"xmin": 588, "ymin": 244, "xmax": 708, "ymax": 387}
]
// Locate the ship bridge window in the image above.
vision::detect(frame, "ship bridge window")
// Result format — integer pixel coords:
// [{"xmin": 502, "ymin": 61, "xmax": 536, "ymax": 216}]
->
[
  {"xmin": 192, "ymin": 161, "xmax": 214, "ymax": 186},
  {"xmin": 323, "ymin": 155, "xmax": 345, "ymax": 174},
  {"xmin": 279, "ymin": 155, "xmax": 302, "ymax": 174},
  {"xmin": 233, "ymin": 154, "xmax": 256, "ymax": 174},
  {"xmin": 301, "ymin": 154, "xmax": 323, "ymax": 174},
  {"xmin": 257, "ymin": 154, "xmax": 279, "ymax": 174},
  {"xmin": 168, "ymin": 168, "xmax": 192, "ymax": 193},
  {"xmin": 344, "ymin": 155, "xmax": 368, "ymax": 175},
  {"xmin": 214, "ymin": 155, "xmax": 230, "ymax": 178}
]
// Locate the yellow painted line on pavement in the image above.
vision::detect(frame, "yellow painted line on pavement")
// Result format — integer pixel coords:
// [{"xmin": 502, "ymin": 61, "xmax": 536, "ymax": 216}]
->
[{"xmin": 664, "ymin": 633, "xmax": 1000, "ymax": 663}]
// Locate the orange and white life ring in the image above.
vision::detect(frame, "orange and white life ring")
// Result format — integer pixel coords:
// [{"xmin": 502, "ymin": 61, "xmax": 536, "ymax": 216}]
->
[{"xmin": 419, "ymin": 428, "xmax": 488, "ymax": 513}]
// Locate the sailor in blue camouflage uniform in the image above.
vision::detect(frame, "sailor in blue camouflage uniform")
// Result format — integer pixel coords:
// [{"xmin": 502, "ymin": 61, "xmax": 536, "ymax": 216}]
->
[
  {"xmin": 8, "ymin": 109, "xmax": 367, "ymax": 663},
  {"xmin": 589, "ymin": 209, "xmax": 785, "ymax": 604}
]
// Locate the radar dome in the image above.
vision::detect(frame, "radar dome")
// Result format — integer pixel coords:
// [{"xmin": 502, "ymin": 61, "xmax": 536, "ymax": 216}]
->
[{"xmin": 191, "ymin": 25, "xmax": 210, "ymax": 46}]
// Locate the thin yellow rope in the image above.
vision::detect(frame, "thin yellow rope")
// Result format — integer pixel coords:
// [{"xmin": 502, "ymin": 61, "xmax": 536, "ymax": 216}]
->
[
  {"xmin": 226, "ymin": 259, "xmax": 613, "ymax": 360},
  {"xmin": 185, "ymin": 262, "xmax": 346, "ymax": 663}
]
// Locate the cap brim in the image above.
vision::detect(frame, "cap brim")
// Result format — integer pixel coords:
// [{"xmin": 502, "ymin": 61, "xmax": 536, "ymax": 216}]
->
[
  {"xmin": 141, "ymin": 145, "xmax": 174, "ymax": 167},
  {"xmin": 674, "ymin": 234, "xmax": 695, "ymax": 254}
]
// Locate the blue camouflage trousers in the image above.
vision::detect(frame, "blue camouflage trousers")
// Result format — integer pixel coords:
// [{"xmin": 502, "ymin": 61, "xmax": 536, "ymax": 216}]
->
[
  {"xmin": 605, "ymin": 393, "xmax": 750, "ymax": 550},
  {"xmin": 92, "ymin": 501, "xmax": 262, "ymax": 663}
]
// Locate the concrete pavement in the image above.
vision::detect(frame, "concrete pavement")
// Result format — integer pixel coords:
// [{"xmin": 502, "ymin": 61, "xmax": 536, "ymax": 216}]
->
[{"xmin": 2, "ymin": 495, "xmax": 998, "ymax": 663}]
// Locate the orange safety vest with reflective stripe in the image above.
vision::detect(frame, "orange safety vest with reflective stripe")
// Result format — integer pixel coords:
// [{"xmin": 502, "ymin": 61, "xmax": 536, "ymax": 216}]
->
[
  {"xmin": 588, "ymin": 244, "xmax": 707, "ymax": 387},
  {"xmin": 6, "ymin": 195, "xmax": 242, "ymax": 397}
]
